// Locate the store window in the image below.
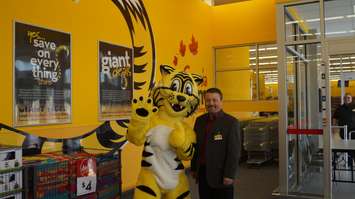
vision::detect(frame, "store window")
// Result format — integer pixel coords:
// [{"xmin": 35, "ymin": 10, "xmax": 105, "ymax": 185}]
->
[
  {"xmin": 284, "ymin": 2, "xmax": 320, "ymax": 42},
  {"xmin": 258, "ymin": 44, "xmax": 278, "ymax": 100},
  {"xmin": 215, "ymin": 43, "xmax": 278, "ymax": 101},
  {"xmin": 325, "ymin": 0, "xmax": 355, "ymax": 38}
]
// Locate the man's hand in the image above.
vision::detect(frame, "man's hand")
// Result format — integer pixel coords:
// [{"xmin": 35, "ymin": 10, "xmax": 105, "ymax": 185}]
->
[
  {"xmin": 191, "ymin": 171, "xmax": 198, "ymax": 183},
  {"xmin": 223, "ymin": 177, "xmax": 234, "ymax": 185},
  {"xmin": 191, "ymin": 171, "xmax": 197, "ymax": 179}
]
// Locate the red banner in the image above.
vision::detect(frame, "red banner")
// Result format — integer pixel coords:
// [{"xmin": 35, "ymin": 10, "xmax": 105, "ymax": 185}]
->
[{"xmin": 287, "ymin": 129, "xmax": 323, "ymax": 135}]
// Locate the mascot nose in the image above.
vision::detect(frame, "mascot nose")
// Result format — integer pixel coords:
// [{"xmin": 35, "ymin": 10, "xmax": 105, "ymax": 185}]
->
[{"xmin": 177, "ymin": 95, "xmax": 186, "ymax": 102}]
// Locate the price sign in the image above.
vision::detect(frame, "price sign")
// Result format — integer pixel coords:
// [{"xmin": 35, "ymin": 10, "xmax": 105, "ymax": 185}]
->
[{"xmin": 77, "ymin": 176, "xmax": 97, "ymax": 196}]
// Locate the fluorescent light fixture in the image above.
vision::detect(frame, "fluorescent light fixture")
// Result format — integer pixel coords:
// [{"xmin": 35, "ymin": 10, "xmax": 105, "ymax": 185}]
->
[
  {"xmin": 306, "ymin": 18, "xmax": 320, "ymax": 22},
  {"xmin": 285, "ymin": 20, "xmax": 304, "ymax": 25},
  {"xmin": 325, "ymin": 16, "xmax": 345, "ymax": 21},
  {"xmin": 260, "ymin": 70, "xmax": 278, "ymax": 74},
  {"xmin": 249, "ymin": 56, "xmax": 277, "ymax": 60},
  {"xmin": 330, "ymin": 62, "xmax": 351, "ymax": 65},
  {"xmin": 249, "ymin": 47, "xmax": 276, "ymax": 52},
  {"xmin": 202, "ymin": 0, "xmax": 214, "ymax": 6},
  {"xmin": 260, "ymin": 56, "xmax": 278, "ymax": 59},
  {"xmin": 326, "ymin": 31, "xmax": 347, "ymax": 35}
]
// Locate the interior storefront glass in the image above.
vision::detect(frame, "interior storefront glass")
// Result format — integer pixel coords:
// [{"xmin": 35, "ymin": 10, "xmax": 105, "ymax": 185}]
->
[
  {"xmin": 216, "ymin": 44, "xmax": 278, "ymax": 101},
  {"xmin": 329, "ymin": 53, "xmax": 355, "ymax": 199},
  {"xmin": 216, "ymin": 70, "xmax": 254, "ymax": 100},
  {"xmin": 286, "ymin": 43, "xmax": 324, "ymax": 196},
  {"xmin": 284, "ymin": 2, "xmax": 320, "ymax": 42},
  {"xmin": 258, "ymin": 44, "xmax": 278, "ymax": 100},
  {"xmin": 215, "ymin": 45, "xmax": 257, "ymax": 100},
  {"xmin": 325, "ymin": 0, "xmax": 355, "ymax": 38}
]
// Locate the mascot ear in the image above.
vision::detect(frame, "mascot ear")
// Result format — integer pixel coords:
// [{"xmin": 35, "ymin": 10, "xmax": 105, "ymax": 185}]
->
[
  {"xmin": 192, "ymin": 74, "xmax": 204, "ymax": 86},
  {"xmin": 160, "ymin": 65, "xmax": 175, "ymax": 76}
]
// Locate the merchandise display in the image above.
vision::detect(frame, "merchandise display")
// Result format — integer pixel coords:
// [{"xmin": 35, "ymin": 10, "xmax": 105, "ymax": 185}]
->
[
  {"xmin": 23, "ymin": 155, "xmax": 70, "ymax": 199},
  {"xmin": 0, "ymin": 192, "xmax": 22, "ymax": 199},
  {"xmin": 0, "ymin": 146, "xmax": 22, "ymax": 171},
  {"xmin": 22, "ymin": 150, "xmax": 121, "ymax": 199},
  {"xmin": 0, "ymin": 124, "xmax": 122, "ymax": 199},
  {"xmin": 243, "ymin": 117, "xmax": 278, "ymax": 166},
  {"xmin": 0, "ymin": 145, "xmax": 22, "ymax": 199}
]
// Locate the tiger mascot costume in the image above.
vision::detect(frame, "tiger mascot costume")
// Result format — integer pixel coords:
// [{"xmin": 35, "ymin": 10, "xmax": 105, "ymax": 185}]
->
[{"xmin": 127, "ymin": 65, "xmax": 203, "ymax": 199}]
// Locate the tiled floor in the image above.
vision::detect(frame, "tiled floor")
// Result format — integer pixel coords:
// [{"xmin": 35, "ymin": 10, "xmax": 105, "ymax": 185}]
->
[{"xmin": 123, "ymin": 161, "xmax": 279, "ymax": 199}]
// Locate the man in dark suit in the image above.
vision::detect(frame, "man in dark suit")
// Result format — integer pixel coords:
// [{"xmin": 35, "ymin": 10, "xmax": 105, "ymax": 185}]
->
[
  {"xmin": 333, "ymin": 93, "xmax": 355, "ymax": 139},
  {"xmin": 191, "ymin": 88, "xmax": 240, "ymax": 199}
]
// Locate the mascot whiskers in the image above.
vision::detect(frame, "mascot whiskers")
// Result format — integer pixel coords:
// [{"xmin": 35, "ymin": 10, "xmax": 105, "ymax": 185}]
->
[{"xmin": 127, "ymin": 65, "xmax": 203, "ymax": 199}]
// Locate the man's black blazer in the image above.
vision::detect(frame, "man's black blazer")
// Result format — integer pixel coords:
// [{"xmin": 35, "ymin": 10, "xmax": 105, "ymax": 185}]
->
[{"xmin": 191, "ymin": 111, "xmax": 241, "ymax": 188}]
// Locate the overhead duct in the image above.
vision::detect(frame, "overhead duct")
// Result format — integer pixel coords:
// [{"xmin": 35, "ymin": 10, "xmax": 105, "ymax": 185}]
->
[{"xmin": 202, "ymin": 0, "xmax": 250, "ymax": 6}]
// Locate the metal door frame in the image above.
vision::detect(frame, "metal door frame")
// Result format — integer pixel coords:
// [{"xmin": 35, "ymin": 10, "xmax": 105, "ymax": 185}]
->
[{"xmin": 277, "ymin": 0, "xmax": 332, "ymax": 198}]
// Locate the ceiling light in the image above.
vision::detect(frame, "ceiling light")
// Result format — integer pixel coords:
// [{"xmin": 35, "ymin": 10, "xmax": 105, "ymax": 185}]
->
[
  {"xmin": 202, "ymin": 0, "xmax": 214, "ymax": 6},
  {"xmin": 325, "ymin": 16, "xmax": 345, "ymax": 21}
]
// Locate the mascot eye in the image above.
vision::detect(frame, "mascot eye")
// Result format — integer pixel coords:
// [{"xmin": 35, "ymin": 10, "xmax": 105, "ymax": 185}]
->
[
  {"xmin": 171, "ymin": 79, "xmax": 181, "ymax": 91},
  {"xmin": 184, "ymin": 82, "xmax": 193, "ymax": 95}
]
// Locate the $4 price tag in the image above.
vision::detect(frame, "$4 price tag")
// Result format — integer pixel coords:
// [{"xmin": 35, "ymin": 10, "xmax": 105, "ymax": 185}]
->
[{"xmin": 77, "ymin": 176, "xmax": 97, "ymax": 196}]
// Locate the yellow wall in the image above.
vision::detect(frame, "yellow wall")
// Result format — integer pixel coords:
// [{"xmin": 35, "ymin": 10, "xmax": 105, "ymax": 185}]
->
[
  {"xmin": 211, "ymin": 0, "xmax": 277, "ymax": 46},
  {"xmin": 224, "ymin": 100, "xmax": 278, "ymax": 112},
  {"xmin": 331, "ymin": 80, "xmax": 355, "ymax": 97}
]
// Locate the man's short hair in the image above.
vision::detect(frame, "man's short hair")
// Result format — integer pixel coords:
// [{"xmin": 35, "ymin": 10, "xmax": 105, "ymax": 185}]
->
[
  {"xmin": 345, "ymin": 93, "xmax": 352, "ymax": 97},
  {"xmin": 206, "ymin": 88, "xmax": 223, "ymax": 100}
]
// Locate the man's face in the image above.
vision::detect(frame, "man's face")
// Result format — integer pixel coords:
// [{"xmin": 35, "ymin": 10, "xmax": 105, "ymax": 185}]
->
[
  {"xmin": 205, "ymin": 92, "xmax": 222, "ymax": 113},
  {"xmin": 345, "ymin": 95, "xmax": 353, "ymax": 104}
]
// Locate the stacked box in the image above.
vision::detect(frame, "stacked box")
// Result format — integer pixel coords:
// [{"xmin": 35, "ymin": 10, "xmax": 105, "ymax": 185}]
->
[
  {"xmin": 22, "ymin": 156, "xmax": 69, "ymax": 199},
  {"xmin": 0, "ymin": 192, "xmax": 22, "ymax": 199},
  {"xmin": 23, "ymin": 150, "xmax": 121, "ymax": 199},
  {"xmin": 269, "ymin": 120, "xmax": 279, "ymax": 150},
  {"xmin": 243, "ymin": 123, "xmax": 272, "ymax": 151},
  {"xmin": 0, "ymin": 146, "xmax": 22, "ymax": 171},
  {"xmin": 0, "ymin": 169, "xmax": 22, "ymax": 194},
  {"xmin": 45, "ymin": 152, "xmax": 97, "ymax": 199},
  {"xmin": 94, "ymin": 151, "xmax": 120, "ymax": 199},
  {"xmin": 76, "ymin": 193, "xmax": 97, "ymax": 199},
  {"xmin": 0, "ymin": 145, "xmax": 22, "ymax": 199}
]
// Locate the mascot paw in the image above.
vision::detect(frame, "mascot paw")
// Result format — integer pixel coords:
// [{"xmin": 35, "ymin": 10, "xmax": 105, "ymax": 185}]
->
[
  {"xmin": 169, "ymin": 123, "xmax": 186, "ymax": 148},
  {"xmin": 132, "ymin": 96, "xmax": 158, "ymax": 119}
]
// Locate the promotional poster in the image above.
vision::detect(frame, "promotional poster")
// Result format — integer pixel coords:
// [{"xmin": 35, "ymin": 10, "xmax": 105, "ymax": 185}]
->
[
  {"xmin": 99, "ymin": 41, "xmax": 133, "ymax": 120},
  {"xmin": 14, "ymin": 22, "xmax": 71, "ymax": 126}
]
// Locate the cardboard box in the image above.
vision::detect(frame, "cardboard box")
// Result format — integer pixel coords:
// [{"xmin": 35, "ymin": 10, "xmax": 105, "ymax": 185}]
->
[
  {"xmin": 0, "ymin": 169, "xmax": 22, "ymax": 194},
  {"xmin": 0, "ymin": 192, "xmax": 22, "ymax": 199},
  {"xmin": 0, "ymin": 146, "xmax": 22, "ymax": 171}
]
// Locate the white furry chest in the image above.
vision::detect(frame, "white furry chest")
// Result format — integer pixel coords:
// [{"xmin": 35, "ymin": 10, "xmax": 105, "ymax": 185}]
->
[
  {"xmin": 144, "ymin": 125, "xmax": 181, "ymax": 190},
  {"xmin": 146, "ymin": 125, "xmax": 173, "ymax": 150}
]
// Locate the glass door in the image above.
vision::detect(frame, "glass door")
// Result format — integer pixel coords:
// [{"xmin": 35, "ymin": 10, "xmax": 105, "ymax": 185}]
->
[
  {"xmin": 276, "ymin": 1, "xmax": 331, "ymax": 198},
  {"xmin": 285, "ymin": 43, "xmax": 325, "ymax": 197},
  {"xmin": 327, "ymin": 43, "xmax": 355, "ymax": 199},
  {"xmin": 277, "ymin": 1, "xmax": 355, "ymax": 198}
]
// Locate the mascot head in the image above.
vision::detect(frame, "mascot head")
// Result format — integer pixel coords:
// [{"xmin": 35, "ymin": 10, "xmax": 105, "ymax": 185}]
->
[{"xmin": 151, "ymin": 65, "xmax": 203, "ymax": 118}]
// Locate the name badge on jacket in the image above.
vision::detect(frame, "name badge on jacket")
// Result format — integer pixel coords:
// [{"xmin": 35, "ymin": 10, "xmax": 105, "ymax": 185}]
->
[{"xmin": 213, "ymin": 132, "xmax": 223, "ymax": 141}]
